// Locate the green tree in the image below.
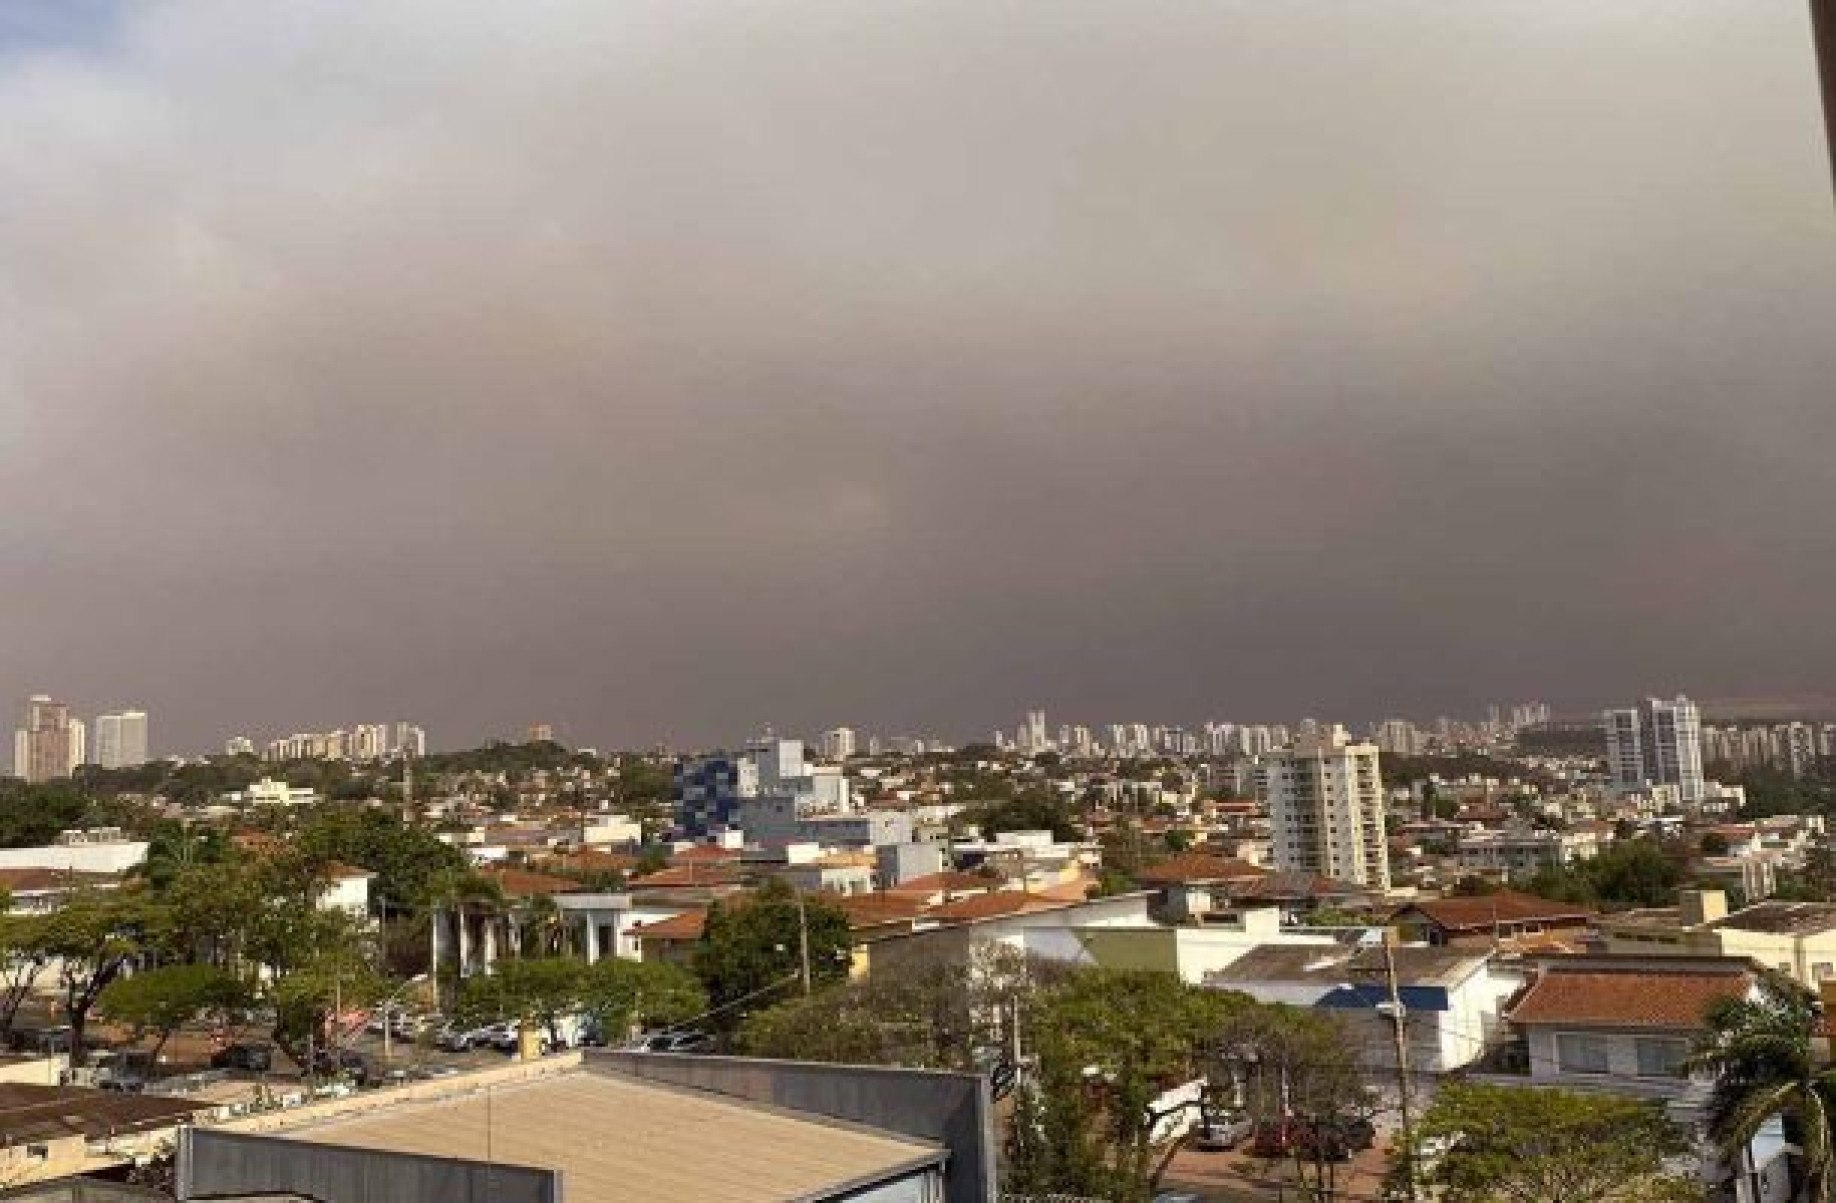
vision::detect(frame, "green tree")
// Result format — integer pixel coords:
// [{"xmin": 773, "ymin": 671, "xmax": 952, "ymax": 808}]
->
[
  {"xmin": 1005, "ymin": 969, "xmax": 1238, "ymax": 1203},
  {"xmin": 99, "ymin": 963, "xmax": 247, "ymax": 1068},
  {"xmin": 459, "ymin": 957, "xmax": 583, "ymax": 1048},
  {"xmin": 742, "ymin": 945, "xmax": 1064, "ymax": 1069},
  {"xmin": 578, "ymin": 958, "xmax": 705, "ymax": 1044},
  {"xmin": 0, "ymin": 913, "xmax": 49, "ymax": 1038},
  {"xmin": 964, "ymin": 788, "xmax": 1081, "ymax": 842},
  {"xmin": 1692, "ymin": 971, "xmax": 1835, "ymax": 1203},
  {"xmin": 1410, "ymin": 1081, "xmax": 1695, "ymax": 1202},
  {"xmin": 693, "ymin": 880, "xmax": 851, "ymax": 1024},
  {"xmin": 38, "ymin": 892, "xmax": 159, "ymax": 1066}
]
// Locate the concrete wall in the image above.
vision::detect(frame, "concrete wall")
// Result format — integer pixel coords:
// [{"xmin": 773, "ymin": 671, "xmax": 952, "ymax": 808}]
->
[
  {"xmin": 593, "ymin": 1051, "xmax": 992, "ymax": 1203},
  {"xmin": 178, "ymin": 1128, "xmax": 554, "ymax": 1203}
]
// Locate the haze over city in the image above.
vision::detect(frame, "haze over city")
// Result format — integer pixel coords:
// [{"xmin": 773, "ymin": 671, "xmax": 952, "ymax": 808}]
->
[{"xmin": 3, "ymin": 1, "xmax": 1834, "ymax": 754}]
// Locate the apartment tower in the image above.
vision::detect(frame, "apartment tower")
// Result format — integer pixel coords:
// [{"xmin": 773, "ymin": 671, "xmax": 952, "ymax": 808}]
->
[{"xmin": 1260, "ymin": 726, "xmax": 1391, "ymax": 890}]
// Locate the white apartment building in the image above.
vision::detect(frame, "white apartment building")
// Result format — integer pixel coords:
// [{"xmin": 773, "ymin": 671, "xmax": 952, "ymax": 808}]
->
[
  {"xmin": 94, "ymin": 710, "xmax": 149, "ymax": 770},
  {"xmin": 819, "ymin": 726, "xmax": 858, "ymax": 761},
  {"xmin": 1604, "ymin": 696, "xmax": 1706, "ymax": 805},
  {"xmin": 1259, "ymin": 726, "xmax": 1391, "ymax": 890}
]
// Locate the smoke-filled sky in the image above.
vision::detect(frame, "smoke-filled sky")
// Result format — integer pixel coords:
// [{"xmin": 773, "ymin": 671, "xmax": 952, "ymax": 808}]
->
[{"xmin": 2, "ymin": 2, "xmax": 1833, "ymax": 754}]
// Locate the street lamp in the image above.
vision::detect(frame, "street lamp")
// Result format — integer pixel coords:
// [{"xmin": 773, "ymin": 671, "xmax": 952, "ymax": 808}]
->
[{"xmin": 381, "ymin": 973, "xmax": 430, "ymax": 1069}]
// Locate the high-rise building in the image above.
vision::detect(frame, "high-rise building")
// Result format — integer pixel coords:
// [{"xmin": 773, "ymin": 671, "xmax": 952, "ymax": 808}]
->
[
  {"xmin": 94, "ymin": 710, "xmax": 149, "ymax": 770},
  {"xmin": 820, "ymin": 727, "xmax": 858, "ymax": 761},
  {"xmin": 1603, "ymin": 696, "xmax": 1705, "ymax": 805},
  {"xmin": 225, "ymin": 735, "xmax": 256, "ymax": 758},
  {"xmin": 1260, "ymin": 726, "xmax": 1390, "ymax": 891},
  {"xmin": 13, "ymin": 695, "xmax": 81, "ymax": 783}
]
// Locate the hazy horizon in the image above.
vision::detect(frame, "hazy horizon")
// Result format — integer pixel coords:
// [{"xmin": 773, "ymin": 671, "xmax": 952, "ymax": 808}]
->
[{"xmin": 3, "ymin": 2, "xmax": 1833, "ymax": 755}]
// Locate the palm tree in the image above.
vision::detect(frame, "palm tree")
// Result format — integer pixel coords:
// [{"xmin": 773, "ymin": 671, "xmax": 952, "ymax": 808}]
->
[{"xmin": 1692, "ymin": 971, "xmax": 1834, "ymax": 1202}]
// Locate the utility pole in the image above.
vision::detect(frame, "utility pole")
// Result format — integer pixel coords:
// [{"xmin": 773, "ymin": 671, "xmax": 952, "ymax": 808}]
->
[
  {"xmin": 795, "ymin": 889, "xmax": 812, "ymax": 997},
  {"xmin": 1380, "ymin": 933, "xmax": 1420, "ymax": 1203}
]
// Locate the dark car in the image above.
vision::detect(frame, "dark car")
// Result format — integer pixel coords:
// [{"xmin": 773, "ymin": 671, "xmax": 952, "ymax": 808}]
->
[
  {"xmin": 1252, "ymin": 1119, "xmax": 1352, "ymax": 1162},
  {"xmin": 210, "ymin": 1043, "xmax": 274, "ymax": 1072},
  {"xmin": 1318, "ymin": 1115, "xmax": 1376, "ymax": 1152},
  {"xmin": 309, "ymin": 1047, "xmax": 369, "ymax": 1084}
]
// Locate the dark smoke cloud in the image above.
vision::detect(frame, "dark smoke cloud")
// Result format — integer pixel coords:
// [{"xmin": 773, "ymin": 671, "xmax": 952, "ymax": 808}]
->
[{"xmin": 1, "ymin": 1, "xmax": 1832, "ymax": 751}]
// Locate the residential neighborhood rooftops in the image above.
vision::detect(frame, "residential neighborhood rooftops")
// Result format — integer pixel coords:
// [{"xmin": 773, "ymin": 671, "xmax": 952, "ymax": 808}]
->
[
  {"xmin": 1209, "ymin": 944, "xmax": 1490, "ymax": 989},
  {"xmin": 1136, "ymin": 852, "xmax": 1268, "ymax": 886},
  {"xmin": 1393, "ymin": 890, "xmax": 1593, "ymax": 932},
  {"xmin": 1507, "ymin": 964, "xmax": 1752, "ymax": 1030},
  {"xmin": 1708, "ymin": 901, "xmax": 1836, "ymax": 935},
  {"xmin": 478, "ymin": 867, "xmax": 583, "ymax": 898}
]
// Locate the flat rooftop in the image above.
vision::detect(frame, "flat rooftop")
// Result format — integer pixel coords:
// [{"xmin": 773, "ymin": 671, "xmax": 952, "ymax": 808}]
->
[{"xmin": 280, "ymin": 1066, "xmax": 945, "ymax": 1202}]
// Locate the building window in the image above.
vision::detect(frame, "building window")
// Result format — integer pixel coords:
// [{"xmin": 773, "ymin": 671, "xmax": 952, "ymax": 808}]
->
[
  {"xmin": 1818, "ymin": 963, "xmax": 1835, "ymax": 982},
  {"xmin": 1556, "ymin": 1033, "xmax": 1610, "ymax": 1075},
  {"xmin": 1634, "ymin": 1038, "xmax": 1687, "ymax": 1079}
]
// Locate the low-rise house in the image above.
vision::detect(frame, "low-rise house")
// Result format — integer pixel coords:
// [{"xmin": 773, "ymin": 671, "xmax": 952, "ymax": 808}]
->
[
  {"xmin": 1503, "ymin": 955, "xmax": 1752, "ymax": 1098},
  {"xmin": 1388, "ymin": 890, "xmax": 1594, "ymax": 950},
  {"xmin": 1601, "ymin": 889, "xmax": 1836, "ymax": 988},
  {"xmin": 0, "ymin": 868, "xmax": 123, "ymax": 914},
  {"xmin": 1136, "ymin": 852, "xmax": 1268, "ymax": 922},
  {"xmin": 1205, "ymin": 944, "xmax": 1518, "ymax": 1074}
]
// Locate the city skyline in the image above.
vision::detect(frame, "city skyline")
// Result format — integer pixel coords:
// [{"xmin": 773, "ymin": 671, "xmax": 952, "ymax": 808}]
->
[{"xmin": 3, "ymin": 2, "xmax": 1834, "ymax": 754}]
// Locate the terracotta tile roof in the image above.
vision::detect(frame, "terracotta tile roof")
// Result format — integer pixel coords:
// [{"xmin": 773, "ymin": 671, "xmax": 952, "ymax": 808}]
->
[
  {"xmin": 672, "ymin": 845, "xmax": 743, "ymax": 864},
  {"xmin": 887, "ymin": 871, "xmax": 998, "ymax": 896},
  {"xmin": 630, "ymin": 864, "xmax": 744, "ymax": 889},
  {"xmin": 834, "ymin": 892, "xmax": 930, "ymax": 929},
  {"xmin": 535, "ymin": 849, "xmax": 639, "ymax": 874},
  {"xmin": 1137, "ymin": 852, "xmax": 1268, "ymax": 886},
  {"xmin": 924, "ymin": 891, "xmax": 1063, "ymax": 923},
  {"xmin": 320, "ymin": 861, "xmax": 377, "ymax": 880},
  {"xmin": 478, "ymin": 867, "xmax": 582, "ymax": 898},
  {"xmin": 1508, "ymin": 968, "xmax": 1751, "ymax": 1029},
  {"xmin": 1398, "ymin": 891, "xmax": 1593, "ymax": 933},
  {"xmin": 631, "ymin": 911, "xmax": 706, "ymax": 941}
]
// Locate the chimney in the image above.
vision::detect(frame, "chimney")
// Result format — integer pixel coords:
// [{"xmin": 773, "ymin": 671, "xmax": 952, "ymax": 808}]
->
[{"xmin": 1680, "ymin": 888, "xmax": 1728, "ymax": 927}]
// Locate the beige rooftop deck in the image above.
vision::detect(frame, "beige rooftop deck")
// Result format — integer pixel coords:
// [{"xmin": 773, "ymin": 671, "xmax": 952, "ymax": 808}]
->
[{"xmin": 283, "ymin": 1066, "xmax": 944, "ymax": 1202}]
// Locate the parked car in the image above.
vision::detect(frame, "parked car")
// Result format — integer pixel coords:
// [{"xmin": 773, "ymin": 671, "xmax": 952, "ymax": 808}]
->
[
  {"xmin": 632, "ymin": 1031, "xmax": 712, "ymax": 1054},
  {"xmin": 1251, "ymin": 1118, "xmax": 1353, "ymax": 1161},
  {"xmin": 210, "ymin": 1042, "xmax": 274, "ymax": 1072},
  {"xmin": 1192, "ymin": 1112, "xmax": 1254, "ymax": 1152},
  {"xmin": 93, "ymin": 1050, "xmax": 152, "ymax": 1094},
  {"xmin": 1318, "ymin": 1115, "xmax": 1376, "ymax": 1152},
  {"xmin": 483, "ymin": 1021, "xmax": 523, "ymax": 1053},
  {"xmin": 309, "ymin": 1047, "xmax": 369, "ymax": 1085},
  {"xmin": 434, "ymin": 1022, "xmax": 500, "ymax": 1052}
]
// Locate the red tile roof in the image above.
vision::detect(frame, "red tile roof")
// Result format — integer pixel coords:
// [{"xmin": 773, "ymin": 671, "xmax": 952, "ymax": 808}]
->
[
  {"xmin": 887, "ymin": 871, "xmax": 999, "ymax": 896},
  {"xmin": 924, "ymin": 891, "xmax": 1063, "ymax": 923},
  {"xmin": 672, "ymin": 844, "xmax": 742, "ymax": 864},
  {"xmin": 478, "ymin": 867, "xmax": 581, "ymax": 898},
  {"xmin": 1508, "ymin": 968, "xmax": 1750, "ymax": 1029},
  {"xmin": 630, "ymin": 864, "xmax": 743, "ymax": 889},
  {"xmin": 834, "ymin": 892, "xmax": 930, "ymax": 929},
  {"xmin": 1398, "ymin": 890, "xmax": 1593, "ymax": 933},
  {"xmin": 1137, "ymin": 852, "xmax": 1268, "ymax": 886},
  {"xmin": 631, "ymin": 911, "xmax": 706, "ymax": 942}
]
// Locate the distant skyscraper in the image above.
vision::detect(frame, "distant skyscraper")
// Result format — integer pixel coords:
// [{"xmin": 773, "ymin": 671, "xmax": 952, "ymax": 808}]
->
[
  {"xmin": 528, "ymin": 723, "xmax": 555, "ymax": 743},
  {"xmin": 820, "ymin": 727, "xmax": 857, "ymax": 761},
  {"xmin": 13, "ymin": 695, "xmax": 80, "ymax": 783},
  {"xmin": 225, "ymin": 735, "xmax": 256, "ymax": 757},
  {"xmin": 94, "ymin": 710, "xmax": 149, "ymax": 770},
  {"xmin": 1603, "ymin": 696, "xmax": 1706, "ymax": 805},
  {"xmin": 1260, "ymin": 726, "xmax": 1390, "ymax": 890}
]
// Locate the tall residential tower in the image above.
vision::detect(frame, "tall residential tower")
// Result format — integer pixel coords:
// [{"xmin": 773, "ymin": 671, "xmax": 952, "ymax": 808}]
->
[
  {"xmin": 1603, "ymin": 695, "xmax": 1705, "ymax": 805},
  {"xmin": 1260, "ymin": 726, "xmax": 1391, "ymax": 891}
]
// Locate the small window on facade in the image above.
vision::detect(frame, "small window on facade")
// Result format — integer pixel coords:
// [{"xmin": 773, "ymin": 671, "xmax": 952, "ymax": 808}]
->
[
  {"xmin": 1556, "ymin": 1032, "xmax": 1610, "ymax": 1074},
  {"xmin": 1634, "ymin": 1038, "xmax": 1687, "ymax": 1078}
]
